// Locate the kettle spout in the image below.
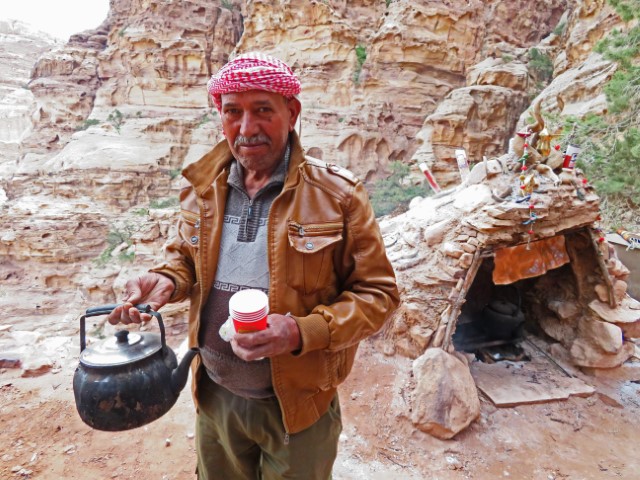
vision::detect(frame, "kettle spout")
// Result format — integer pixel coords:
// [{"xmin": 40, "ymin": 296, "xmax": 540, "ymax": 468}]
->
[{"xmin": 170, "ymin": 348, "xmax": 199, "ymax": 396}]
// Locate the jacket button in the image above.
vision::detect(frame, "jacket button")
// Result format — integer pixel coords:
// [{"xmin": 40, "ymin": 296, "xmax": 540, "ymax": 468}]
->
[
  {"xmin": 191, "ymin": 235, "xmax": 199, "ymax": 245},
  {"xmin": 305, "ymin": 242, "xmax": 314, "ymax": 250}
]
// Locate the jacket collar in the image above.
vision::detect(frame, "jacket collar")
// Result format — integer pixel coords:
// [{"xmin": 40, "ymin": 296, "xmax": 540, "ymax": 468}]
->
[{"xmin": 182, "ymin": 131, "xmax": 305, "ymax": 197}]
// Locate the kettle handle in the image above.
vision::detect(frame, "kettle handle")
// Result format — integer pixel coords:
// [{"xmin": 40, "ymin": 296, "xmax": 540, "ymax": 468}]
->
[{"xmin": 79, "ymin": 304, "xmax": 165, "ymax": 352}]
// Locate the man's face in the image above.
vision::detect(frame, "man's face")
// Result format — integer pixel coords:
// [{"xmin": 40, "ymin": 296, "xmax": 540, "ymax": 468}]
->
[{"xmin": 220, "ymin": 90, "xmax": 301, "ymax": 174}]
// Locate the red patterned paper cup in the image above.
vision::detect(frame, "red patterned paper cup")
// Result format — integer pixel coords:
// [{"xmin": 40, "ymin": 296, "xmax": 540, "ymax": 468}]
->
[
  {"xmin": 232, "ymin": 315, "xmax": 268, "ymax": 333},
  {"xmin": 229, "ymin": 289, "xmax": 269, "ymax": 333}
]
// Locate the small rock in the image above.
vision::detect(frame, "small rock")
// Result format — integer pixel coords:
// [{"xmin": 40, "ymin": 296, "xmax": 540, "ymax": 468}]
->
[
  {"xmin": 0, "ymin": 357, "xmax": 21, "ymax": 369},
  {"xmin": 165, "ymin": 438, "xmax": 171, "ymax": 447},
  {"xmin": 18, "ymin": 468, "xmax": 33, "ymax": 477},
  {"xmin": 10, "ymin": 331, "xmax": 42, "ymax": 346},
  {"xmin": 186, "ymin": 432, "xmax": 195, "ymax": 440},
  {"xmin": 11, "ymin": 465, "xmax": 23, "ymax": 473},
  {"xmin": 613, "ymin": 279, "xmax": 628, "ymax": 304},
  {"xmin": 594, "ymin": 284, "xmax": 609, "ymax": 303},
  {"xmin": 459, "ymin": 252, "xmax": 474, "ymax": 269},
  {"xmin": 445, "ymin": 455, "xmax": 463, "ymax": 470},
  {"xmin": 63, "ymin": 444, "xmax": 76, "ymax": 454},
  {"xmin": 21, "ymin": 360, "xmax": 53, "ymax": 378},
  {"xmin": 1, "ymin": 454, "xmax": 14, "ymax": 462},
  {"xmin": 442, "ymin": 242, "xmax": 464, "ymax": 259}
]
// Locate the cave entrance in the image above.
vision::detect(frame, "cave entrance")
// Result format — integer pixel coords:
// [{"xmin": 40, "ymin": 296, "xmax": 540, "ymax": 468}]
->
[{"xmin": 452, "ymin": 228, "xmax": 605, "ymax": 364}]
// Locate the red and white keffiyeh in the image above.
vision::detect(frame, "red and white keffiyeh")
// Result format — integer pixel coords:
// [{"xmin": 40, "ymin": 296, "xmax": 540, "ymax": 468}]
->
[{"xmin": 207, "ymin": 52, "xmax": 301, "ymax": 111}]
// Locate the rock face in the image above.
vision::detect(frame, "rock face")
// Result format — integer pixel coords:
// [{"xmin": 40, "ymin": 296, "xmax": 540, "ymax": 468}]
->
[{"xmin": 0, "ymin": 20, "xmax": 61, "ymax": 168}]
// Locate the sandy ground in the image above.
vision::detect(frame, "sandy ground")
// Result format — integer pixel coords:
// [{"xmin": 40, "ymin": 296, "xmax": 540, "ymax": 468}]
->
[{"xmin": 1, "ymin": 297, "xmax": 639, "ymax": 479}]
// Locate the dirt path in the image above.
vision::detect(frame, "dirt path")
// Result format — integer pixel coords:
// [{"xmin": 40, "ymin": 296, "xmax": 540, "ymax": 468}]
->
[{"xmin": 1, "ymin": 335, "xmax": 639, "ymax": 480}]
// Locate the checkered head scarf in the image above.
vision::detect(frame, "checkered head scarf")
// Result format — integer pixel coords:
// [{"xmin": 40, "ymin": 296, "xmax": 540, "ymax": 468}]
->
[{"xmin": 207, "ymin": 52, "xmax": 301, "ymax": 111}]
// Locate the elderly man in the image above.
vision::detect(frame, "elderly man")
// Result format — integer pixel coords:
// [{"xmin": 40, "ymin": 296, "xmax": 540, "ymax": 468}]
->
[{"xmin": 108, "ymin": 52, "xmax": 399, "ymax": 479}]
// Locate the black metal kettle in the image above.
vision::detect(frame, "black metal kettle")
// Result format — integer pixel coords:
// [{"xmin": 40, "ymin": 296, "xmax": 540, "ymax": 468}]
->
[
  {"xmin": 73, "ymin": 304, "xmax": 199, "ymax": 431},
  {"xmin": 481, "ymin": 286, "xmax": 525, "ymax": 340}
]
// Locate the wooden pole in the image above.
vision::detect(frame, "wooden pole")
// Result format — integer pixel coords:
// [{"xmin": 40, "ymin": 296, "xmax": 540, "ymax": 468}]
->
[
  {"xmin": 587, "ymin": 228, "xmax": 617, "ymax": 308},
  {"xmin": 443, "ymin": 249, "xmax": 483, "ymax": 351}
]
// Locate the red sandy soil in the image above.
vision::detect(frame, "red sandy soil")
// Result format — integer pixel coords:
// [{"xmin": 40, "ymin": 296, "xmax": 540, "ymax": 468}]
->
[{"xmin": 2, "ymin": 333, "xmax": 639, "ymax": 480}]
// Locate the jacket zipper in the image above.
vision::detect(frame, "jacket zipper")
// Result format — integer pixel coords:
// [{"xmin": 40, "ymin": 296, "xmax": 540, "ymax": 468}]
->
[
  {"xmin": 288, "ymin": 221, "xmax": 343, "ymax": 236},
  {"xmin": 245, "ymin": 198, "xmax": 253, "ymax": 238},
  {"xmin": 196, "ymin": 196, "xmax": 207, "ymax": 294},
  {"xmin": 268, "ymin": 192, "xmax": 293, "ymax": 439}
]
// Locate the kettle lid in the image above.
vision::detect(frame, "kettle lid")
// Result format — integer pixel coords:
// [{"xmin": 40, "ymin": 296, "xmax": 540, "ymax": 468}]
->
[{"xmin": 79, "ymin": 329, "xmax": 162, "ymax": 367}]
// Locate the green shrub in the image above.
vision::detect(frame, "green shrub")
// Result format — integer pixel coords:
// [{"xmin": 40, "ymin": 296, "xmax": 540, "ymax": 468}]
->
[
  {"xmin": 353, "ymin": 45, "xmax": 367, "ymax": 84},
  {"xmin": 107, "ymin": 109, "xmax": 124, "ymax": 133},
  {"xmin": 369, "ymin": 161, "xmax": 427, "ymax": 217},
  {"xmin": 553, "ymin": 21, "xmax": 566, "ymax": 36},
  {"xmin": 196, "ymin": 112, "xmax": 216, "ymax": 128},
  {"xmin": 150, "ymin": 197, "xmax": 180, "ymax": 209},
  {"xmin": 550, "ymin": 1, "xmax": 640, "ymax": 228},
  {"xmin": 169, "ymin": 167, "xmax": 183, "ymax": 180},
  {"xmin": 528, "ymin": 48, "xmax": 553, "ymax": 85},
  {"xmin": 132, "ymin": 208, "xmax": 149, "ymax": 216},
  {"xmin": 75, "ymin": 119, "xmax": 100, "ymax": 131},
  {"xmin": 94, "ymin": 224, "xmax": 137, "ymax": 266}
]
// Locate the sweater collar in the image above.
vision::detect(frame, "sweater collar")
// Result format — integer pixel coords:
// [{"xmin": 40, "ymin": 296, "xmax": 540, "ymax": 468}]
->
[{"xmin": 183, "ymin": 131, "xmax": 304, "ymax": 197}]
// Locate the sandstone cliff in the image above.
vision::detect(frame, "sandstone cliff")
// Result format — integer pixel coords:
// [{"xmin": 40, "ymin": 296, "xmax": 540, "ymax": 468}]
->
[
  {"xmin": 0, "ymin": 0, "xmax": 629, "ymax": 360},
  {"xmin": 0, "ymin": 20, "xmax": 60, "ymax": 169}
]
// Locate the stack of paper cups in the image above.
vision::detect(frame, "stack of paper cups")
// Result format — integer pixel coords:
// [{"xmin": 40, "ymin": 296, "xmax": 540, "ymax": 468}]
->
[
  {"xmin": 562, "ymin": 144, "xmax": 581, "ymax": 169},
  {"xmin": 229, "ymin": 289, "xmax": 269, "ymax": 333}
]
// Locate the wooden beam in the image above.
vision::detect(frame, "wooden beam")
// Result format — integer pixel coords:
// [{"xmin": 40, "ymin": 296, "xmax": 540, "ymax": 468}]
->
[
  {"xmin": 588, "ymin": 228, "xmax": 617, "ymax": 308},
  {"xmin": 442, "ymin": 249, "xmax": 483, "ymax": 351}
]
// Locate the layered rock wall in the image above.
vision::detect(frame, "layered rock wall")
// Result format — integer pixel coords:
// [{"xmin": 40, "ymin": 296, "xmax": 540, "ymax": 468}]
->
[
  {"xmin": 0, "ymin": 0, "xmax": 631, "ymax": 341},
  {"xmin": 0, "ymin": 20, "xmax": 60, "ymax": 168}
]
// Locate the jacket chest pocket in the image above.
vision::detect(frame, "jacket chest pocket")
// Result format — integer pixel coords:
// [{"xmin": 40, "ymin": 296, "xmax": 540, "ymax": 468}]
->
[
  {"xmin": 286, "ymin": 220, "xmax": 343, "ymax": 295},
  {"xmin": 179, "ymin": 210, "xmax": 201, "ymax": 249}
]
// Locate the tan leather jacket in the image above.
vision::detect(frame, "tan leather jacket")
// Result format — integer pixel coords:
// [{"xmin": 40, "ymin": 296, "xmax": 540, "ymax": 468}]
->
[{"xmin": 151, "ymin": 132, "xmax": 399, "ymax": 434}]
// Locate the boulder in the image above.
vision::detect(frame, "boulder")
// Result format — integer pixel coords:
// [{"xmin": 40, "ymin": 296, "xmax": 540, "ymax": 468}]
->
[
  {"xmin": 570, "ymin": 339, "xmax": 635, "ymax": 368},
  {"xmin": 410, "ymin": 348, "xmax": 480, "ymax": 439},
  {"xmin": 589, "ymin": 296, "xmax": 640, "ymax": 338}
]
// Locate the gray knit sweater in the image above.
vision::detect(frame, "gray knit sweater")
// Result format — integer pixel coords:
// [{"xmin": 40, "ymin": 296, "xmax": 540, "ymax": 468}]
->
[{"xmin": 199, "ymin": 146, "xmax": 289, "ymax": 399}]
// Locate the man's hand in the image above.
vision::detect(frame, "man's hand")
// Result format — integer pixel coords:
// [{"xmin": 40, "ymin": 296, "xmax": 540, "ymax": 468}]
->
[
  {"xmin": 107, "ymin": 273, "xmax": 175, "ymax": 325},
  {"xmin": 231, "ymin": 313, "xmax": 302, "ymax": 361}
]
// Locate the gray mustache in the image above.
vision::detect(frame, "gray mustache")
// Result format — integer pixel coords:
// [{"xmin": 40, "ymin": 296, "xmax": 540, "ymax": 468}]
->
[{"xmin": 235, "ymin": 134, "xmax": 271, "ymax": 147}]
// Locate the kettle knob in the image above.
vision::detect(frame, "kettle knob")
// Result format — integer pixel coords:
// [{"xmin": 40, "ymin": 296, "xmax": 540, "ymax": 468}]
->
[{"xmin": 115, "ymin": 330, "xmax": 130, "ymax": 343}]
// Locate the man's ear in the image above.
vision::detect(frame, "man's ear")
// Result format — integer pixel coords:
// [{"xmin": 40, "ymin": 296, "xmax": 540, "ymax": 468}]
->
[{"xmin": 287, "ymin": 97, "xmax": 302, "ymax": 132}]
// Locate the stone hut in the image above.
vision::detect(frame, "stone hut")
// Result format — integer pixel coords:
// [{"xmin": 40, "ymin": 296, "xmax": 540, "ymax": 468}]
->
[{"xmin": 377, "ymin": 152, "xmax": 638, "ymax": 438}]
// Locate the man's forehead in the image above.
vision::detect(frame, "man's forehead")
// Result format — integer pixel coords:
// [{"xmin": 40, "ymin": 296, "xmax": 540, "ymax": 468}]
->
[{"xmin": 220, "ymin": 90, "xmax": 286, "ymax": 106}]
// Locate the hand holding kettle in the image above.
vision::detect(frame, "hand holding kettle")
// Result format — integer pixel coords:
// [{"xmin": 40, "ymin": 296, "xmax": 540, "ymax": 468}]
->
[
  {"xmin": 108, "ymin": 273, "xmax": 175, "ymax": 325},
  {"xmin": 74, "ymin": 301, "xmax": 198, "ymax": 431}
]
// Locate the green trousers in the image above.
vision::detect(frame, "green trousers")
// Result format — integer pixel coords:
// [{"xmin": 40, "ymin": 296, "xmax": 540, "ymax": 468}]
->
[{"xmin": 196, "ymin": 374, "xmax": 342, "ymax": 480}]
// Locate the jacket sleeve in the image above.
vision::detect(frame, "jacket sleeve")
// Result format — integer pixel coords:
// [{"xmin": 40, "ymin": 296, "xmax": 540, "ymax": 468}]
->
[
  {"xmin": 149, "ymin": 211, "xmax": 198, "ymax": 304},
  {"xmin": 295, "ymin": 181, "xmax": 400, "ymax": 354}
]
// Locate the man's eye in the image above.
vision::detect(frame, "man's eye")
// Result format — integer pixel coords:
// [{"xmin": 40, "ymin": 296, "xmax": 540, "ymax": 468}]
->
[{"xmin": 258, "ymin": 107, "xmax": 272, "ymax": 114}]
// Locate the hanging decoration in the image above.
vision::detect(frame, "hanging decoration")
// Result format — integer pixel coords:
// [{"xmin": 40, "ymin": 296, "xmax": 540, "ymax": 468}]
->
[{"xmin": 517, "ymin": 133, "xmax": 538, "ymax": 249}]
